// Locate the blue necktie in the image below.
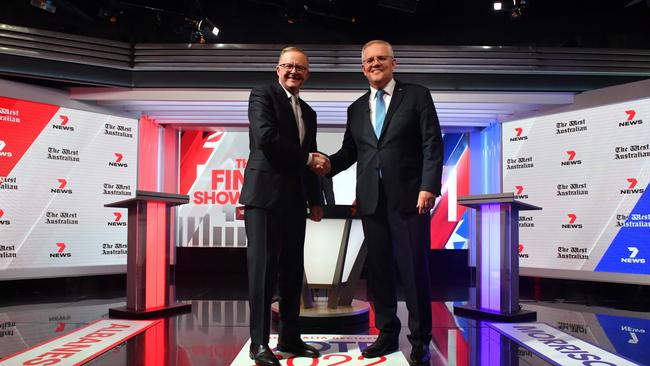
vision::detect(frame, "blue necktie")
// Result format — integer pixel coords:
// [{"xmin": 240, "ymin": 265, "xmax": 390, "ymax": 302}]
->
[{"xmin": 375, "ymin": 89, "xmax": 386, "ymax": 138}]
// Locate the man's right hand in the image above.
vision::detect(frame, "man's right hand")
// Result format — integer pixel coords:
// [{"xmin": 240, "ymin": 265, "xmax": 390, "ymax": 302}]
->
[{"xmin": 309, "ymin": 152, "xmax": 331, "ymax": 176}]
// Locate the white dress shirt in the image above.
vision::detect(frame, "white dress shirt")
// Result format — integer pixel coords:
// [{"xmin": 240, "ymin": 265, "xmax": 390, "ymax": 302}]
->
[{"xmin": 368, "ymin": 78, "xmax": 396, "ymax": 133}]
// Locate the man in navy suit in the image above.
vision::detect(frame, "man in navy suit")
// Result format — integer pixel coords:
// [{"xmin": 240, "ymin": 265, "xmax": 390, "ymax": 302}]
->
[
  {"xmin": 240, "ymin": 47, "xmax": 329, "ymax": 366},
  {"xmin": 328, "ymin": 40, "xmax": 444, "ymax": 365}
]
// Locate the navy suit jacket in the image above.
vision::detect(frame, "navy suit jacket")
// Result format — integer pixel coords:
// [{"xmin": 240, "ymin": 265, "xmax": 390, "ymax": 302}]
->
[
  {"xmin": 240, "ymin": 83, "xmax": 321, "ymax": 211},
  {"xmin": 329, "ymin": 81, "xmax": 443, "ymax": 216}
]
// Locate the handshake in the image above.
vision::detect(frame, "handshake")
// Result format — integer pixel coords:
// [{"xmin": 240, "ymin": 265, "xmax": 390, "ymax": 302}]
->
[{"xmin": 308, "ymin": 152, "xmax": 331, "ymax": 176}]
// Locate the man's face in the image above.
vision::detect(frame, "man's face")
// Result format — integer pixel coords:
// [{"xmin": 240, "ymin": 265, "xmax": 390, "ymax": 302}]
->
[
  {"xmin": 276, "ymin": 51, "xmax": 310, "ymax": 94},
  {"xmin": 362, "ymin": 43, "xmax": 396, "ymax": 89}
]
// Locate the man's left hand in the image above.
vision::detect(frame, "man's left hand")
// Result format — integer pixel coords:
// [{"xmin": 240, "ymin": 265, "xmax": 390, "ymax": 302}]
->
[
  {"xmin": 309, "ymin": 153, "xmax": 331, "ymax": 176},
  {"xmin": 309, "ymin": 205, "xmax": 323, "ymax": 221},
  {"xmin": 416, "ymin": 191, "xmax": 436, "ymax": 214}
]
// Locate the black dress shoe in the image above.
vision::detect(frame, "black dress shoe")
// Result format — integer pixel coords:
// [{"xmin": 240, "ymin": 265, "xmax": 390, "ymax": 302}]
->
[
  {"xmin": 409, "ymin": 343, "xmax": 431, "ymax": 365},
  {"xmin": 249, "ymin": 343, "xmax": 280, "ymax": 366},
  {"xmin": 361, "ymin": 335, "xmax": 399, "ymax": 358},
  {"xmin": 276, "ymin": 338, "xmax": 320, "ymax": 358}
]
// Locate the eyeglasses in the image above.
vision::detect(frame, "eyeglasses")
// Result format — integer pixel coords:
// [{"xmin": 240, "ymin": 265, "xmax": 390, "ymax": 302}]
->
[
  {"xmin": 362, "ymin": 55, "xmax": 394, "ymax": 65},
  {"xmin": 278, "ymin": 63, "xmax": 308, "ymax": 73}
]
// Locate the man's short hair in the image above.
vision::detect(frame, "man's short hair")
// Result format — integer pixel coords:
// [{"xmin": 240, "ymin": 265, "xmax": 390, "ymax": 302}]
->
[
  {"xmin": 361, "ymin": 40, "xmax": 394, "ymax": 62},
  {"xmin": 279, "ymin": 46, "xmax": 309, "ymax": 62}
]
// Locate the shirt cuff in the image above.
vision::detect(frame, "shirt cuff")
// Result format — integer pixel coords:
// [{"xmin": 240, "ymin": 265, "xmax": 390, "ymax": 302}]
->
[{"xmin": 306, "ymin": 152, "xmax": 313, "ymax": 165}]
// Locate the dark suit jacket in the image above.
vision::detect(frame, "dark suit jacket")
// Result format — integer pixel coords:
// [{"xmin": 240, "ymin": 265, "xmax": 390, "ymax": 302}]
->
[
  {"xmin": 329, "ymin": 81, "xmax": 443, "ymax": 216},
  {"xmin": 240, "ymin": 83, "xmax": 321, "ymax": 211}
]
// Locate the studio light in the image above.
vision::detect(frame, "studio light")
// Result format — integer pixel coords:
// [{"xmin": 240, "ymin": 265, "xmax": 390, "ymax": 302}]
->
[
  {"xmin": 187, "ymin": 17, "xmax": 220, "ymax": 43},
  {"xmin": 493, "ymin": 2, "xmax": 503, "ymax": 11},
  {"xmin": 510, "ymin": 0, "xmax": 527, "ymax": 19},
  {"xmin": 198, "ymin": 18, "xmax": 219, "ymax": 37},
  {"xmin": 30, "ymin": 0, "xmax": 56, "ymax": 13}
]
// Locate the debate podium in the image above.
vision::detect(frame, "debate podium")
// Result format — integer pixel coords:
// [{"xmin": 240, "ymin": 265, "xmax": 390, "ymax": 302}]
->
[
  {"xmin": 454, "ymin": 193, "xmax": 541, "ymax": 322},
  {"xmin": 105, "ymin": 190, "xmax": 191, "ymax": 319},
  {"xmin": 271, "ymin": 205, "xmax": 370, "ymax": 328}
]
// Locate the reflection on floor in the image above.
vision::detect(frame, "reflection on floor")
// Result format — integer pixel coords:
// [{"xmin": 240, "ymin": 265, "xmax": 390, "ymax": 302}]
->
[{"xmin": 1, "ymin": 277, "xmax": 648, "ymax": 366}]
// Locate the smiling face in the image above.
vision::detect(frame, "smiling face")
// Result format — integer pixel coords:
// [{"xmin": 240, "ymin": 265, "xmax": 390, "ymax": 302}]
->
[
  {"xmin": 361, "ymin": 41, "xmax": 396, "ymax": 90},
  {"xmin": 276, "ymin": 50, "xmax": 310, "ymax": 94}
]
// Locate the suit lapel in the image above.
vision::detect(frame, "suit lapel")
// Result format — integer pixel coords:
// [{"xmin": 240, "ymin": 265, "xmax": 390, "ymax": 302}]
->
[
  {"xmin": 299, "ymin": 99, "xmax": 315, "ymax": 150},
  {"xmin": 379, "ymin": 82, "xmax": 405, "ymax": 138},
  {"xmin": 356, "ymin": 92, "xmax": 377, "ymax": 144}
]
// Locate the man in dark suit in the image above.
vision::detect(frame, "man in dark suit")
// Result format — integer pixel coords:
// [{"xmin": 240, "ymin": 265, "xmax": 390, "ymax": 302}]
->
[
  {"xmin": 240, "ymin": 47, "xmax": 329, "ymax": 366},
  {"xmin": 328, "ymin": 40, "xmax": 443, "ymax": 365}
]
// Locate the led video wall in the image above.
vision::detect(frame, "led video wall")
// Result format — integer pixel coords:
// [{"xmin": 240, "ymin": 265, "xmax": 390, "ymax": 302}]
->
[
  {"xmin": 177, "ymin": 128, "xmax": 469, "ymax": 250},
  {"xmin": 0, "ymin": 97, "xmax": 137, "ymax": 280},
  {"xmin": 502, "ymin": 97, "xmax": 650, "ymax": 284}
]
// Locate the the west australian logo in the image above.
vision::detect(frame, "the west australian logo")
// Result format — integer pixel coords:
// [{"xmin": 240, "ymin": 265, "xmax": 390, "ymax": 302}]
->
[
  {"xmin": 0, "ymin": 176, "xmax": 18, "ymax": 190},
  {"xmin": 519, "ymin": 216, "xmax": 534, "ymax": 228},
  {"xmin": 506, "ymin": 156, "xmax": 534, "ymax": 170},
  {"xmin": 561, "ymin": 150, "xmax": 582, "ymax": 166},
  {"xmin": 45, "ymin": 211, "xmax": 78, "ymax": 225},
  {"xmin": 558, "ymin": 322, "xmax": 589, "ymax": 335},
  {"xmin": 109, "ymin": 153, "xmax": 128, "ymax": 168},
  {"xmin": 0, "ymin": 107, "xmax": 20, "ymax": 123},
  {"xmin": 619, "ymin": 110, "xmax": 643, "ymax": 127},
  {"xmin": 103, "ymin": 183, "xmax": 132, "ymax": 196},
  {"xmin": 50, "ymin": 242, "xmax": 71, "ymax": 258},
  {"xmin": 621, "ymin": 178, "xmax": 644, "ymax": 195},
  {"xmin": 52, "ymin": 115, "xmax": 74, "ymax": 131},
  {"xmin": 51, "ymin": 179, "xmax": 72, "ymax": 194},
  {"xmin": 562, "ymin": 213, "xmax": 582, "ymax": 229},
  {"xmin": 108, "ymin": 212, "xmax": 127, "ymax": 227},
  {"xmin": 557, "ymin": 182, "xmax": 589, "ymax": 196},
  {"xmin": 0, "ymin": 140, "xmax": 13, "ymax": 158},
  {"xmin": 47, "ymin": 146, "xmax": 79, "ymax": 162},
  {"xmin": 557, "ymin": 245, "xmax": 589, "ymax": 259},
  {"xmin": 105, "ymin": 123, "xmax": 134, "ymax": 138},
  {"xmin": 509, "ymin": 127, "xmax": 528, "ymax": 142},
  {"xmin": 622, "ymin": 247, "xmax": 646, "ymax": 264},
  {"xmin": 617, "ymin": 213, "xmax": 650, "ymax": 228},
  {"xmin": 556, "ymin": 119, "xmax": 587, "ymax": 134},
  {"xmin": 615, "ymin": 144, "xmax": 650, "ymax": 160}
]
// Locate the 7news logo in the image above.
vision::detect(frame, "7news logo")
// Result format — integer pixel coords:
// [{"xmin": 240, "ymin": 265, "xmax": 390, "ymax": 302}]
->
[
  {"xmin": 619, "ymin": 110, "xmax": 643, "ymax": 127},
  {"xmin": 50, "ymin": 242, "xmax": 71, "ymax": 258},
  {"xmin": 561, "ymin": 150, "xmax": 582, "ymax": 166},
  {"xmin": 518, "ymin": 244, "xmax": 529, "ymax": 258},
  {"xmin": 52, "ymin": 115, "xmax": 74, "ymax": 131},
  {"xmin": 514, "ymin": 185, "xmax": 528, "ymax": 199},
  {"xmin": 0, "ymin": 209, "xmax": 10, "ymax": 225},
  {"xmin": 620, "ymin": 178, "xmax": 645, "ymax": 195},
  {"xmin": 51, "ymin": 179, "xmax": 72, "ymax": 194},
  {"xmin": 562, "ymin": 213, "xmax": 583, "ymax": 229},
  {"xmin": 108, "ymin": 212, "xmax": 127, "ymax": 226},
  {"xmin": 0, "ymin": 140, "xmax": 13, "ymax": 158},
  {"xmin": 108, "ymin": 153, "xmax": 128, "ymax": 168},
  {"xmin": 621, "ymin": 247, "xmax": 645, "ymax": 264},
  {"xmin": 509, "ymin": 127, "xmax": 528, "ymax": 142}
]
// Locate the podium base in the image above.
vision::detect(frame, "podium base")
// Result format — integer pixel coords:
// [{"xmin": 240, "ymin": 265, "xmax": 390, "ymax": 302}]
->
[
  {"xmin": 453, "ymin": 304, "xmax": 536, "ymax": 322},
  {"xmin": 272, "ymin": 299, "xmax": 369, "ymax": 332},
  {"xmin": 109, "ymin": 302, "xmax": 192, "ymax": 319}
]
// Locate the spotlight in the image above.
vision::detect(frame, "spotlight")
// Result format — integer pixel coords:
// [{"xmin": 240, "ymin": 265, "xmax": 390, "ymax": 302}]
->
[
  {"xmin": 510, "ymin": 0, "xmax": 527, "ymax": 19},
  {"xmin": 187, "ymin": 17, "xmax": 220, "ymax": 43},
  {"xmin": 281, "ymin": 3, "xmax": 306, "ymax": 24},
  {"xmin": 30, "ymin": 0, "xmax": 56, "ymax": 13},
  {"xmin": 493, "ymin": 2, "xmax": 503, "ymax": 11},
  {"xmin": 198, "ymin": 18, "xmax": 220, "ymax": 38}
]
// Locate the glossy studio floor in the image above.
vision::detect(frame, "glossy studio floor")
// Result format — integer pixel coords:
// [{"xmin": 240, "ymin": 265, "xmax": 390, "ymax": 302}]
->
[{"xmin": 1, "ymin": 260, "xmax": 649, "ymax": 366}]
